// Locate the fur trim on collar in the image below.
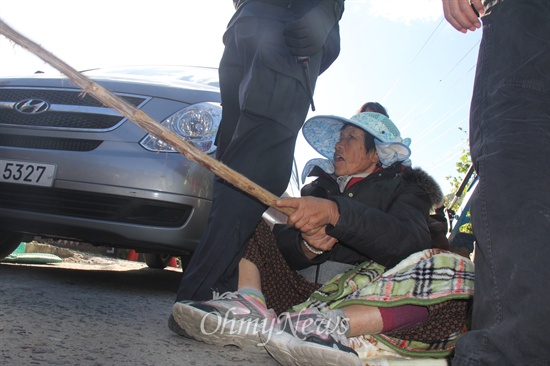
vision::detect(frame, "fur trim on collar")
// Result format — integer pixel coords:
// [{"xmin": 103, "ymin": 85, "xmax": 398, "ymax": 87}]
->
[{"xmin": 401, "ymin": 167, "xmax": 444, "ymax": 207}]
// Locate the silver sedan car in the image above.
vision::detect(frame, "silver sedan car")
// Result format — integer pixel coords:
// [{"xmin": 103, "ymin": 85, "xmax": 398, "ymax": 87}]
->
[{"xmin": 0, "ymin": 65, "xmax": 299, "ymax": 268}]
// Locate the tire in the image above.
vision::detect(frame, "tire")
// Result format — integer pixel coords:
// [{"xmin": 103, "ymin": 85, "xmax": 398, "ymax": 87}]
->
[
  {"xmin": 143, "ymin": 253, "xmax": 173, "ymax": 269},
  {"xmin": 0, "ymin": 231, "xmax": 28, "ymax": 259}
]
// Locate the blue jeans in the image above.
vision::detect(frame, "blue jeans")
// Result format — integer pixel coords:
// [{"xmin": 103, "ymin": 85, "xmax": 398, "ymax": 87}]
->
[{"xmin": 453, "ymin": 1, "xmax": 550, "ymax": 365}]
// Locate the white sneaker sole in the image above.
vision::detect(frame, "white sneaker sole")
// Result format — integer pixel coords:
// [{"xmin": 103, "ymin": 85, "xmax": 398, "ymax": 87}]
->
[
  {"xmin": 292, "ymin": 340, "xmax": 362, "ymax": 366},
  {"xmin": 260, "ymin": 330, "xmax": 300, "ymax": 365},
  {"xmin": 260, "ymin": 330, "xmax": 361, "ymax": 366},
  {"xmin": 172, "ymin": 302, "xmax": 269, "ymax": 353}
]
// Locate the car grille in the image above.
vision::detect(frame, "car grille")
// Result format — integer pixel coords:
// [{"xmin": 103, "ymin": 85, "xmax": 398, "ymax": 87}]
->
[
  {"xmin": 0, "ymin": 183, "xmax": 192, "ymax": 228},
  {"xmin": 0, "ymin": 134, "xmax": 102, "ymax": 151},
  {"xmin": 0, "ymin": 88, "xmax": 147, "ymax": 130},
  {"xmin": 1, "ymin": 109, "xmax": 125, "ymax": 129}
]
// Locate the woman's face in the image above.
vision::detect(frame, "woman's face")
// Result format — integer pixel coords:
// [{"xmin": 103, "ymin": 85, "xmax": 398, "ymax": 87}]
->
[{"xmin": 334, "ymin": 125, "xmax": 379, "ymax": 176}]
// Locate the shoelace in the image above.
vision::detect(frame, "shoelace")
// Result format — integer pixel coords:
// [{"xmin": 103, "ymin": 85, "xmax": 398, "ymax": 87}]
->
[{"xmin": 211, "ymin": 291, "xmax": 240, "ymax": 301}]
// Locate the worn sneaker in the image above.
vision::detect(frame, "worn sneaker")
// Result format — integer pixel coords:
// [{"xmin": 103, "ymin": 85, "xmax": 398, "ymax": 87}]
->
[
  {"xmin": 168, "ymin": 314, "xmax": 192, "ymax": 338},
  {"xmin": 171, "ymin": 291, "xmax": 276, "ymax": 352},
  {"xmin": 260, "ymin": 308, "xmax": 361, "ymax": 366},
  {"xmin": 290, "ymin": 333, "xmax": 361, "ymax": 366}
]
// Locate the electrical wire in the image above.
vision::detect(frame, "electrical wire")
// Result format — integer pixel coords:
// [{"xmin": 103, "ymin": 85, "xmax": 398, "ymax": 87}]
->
[
  {"xmin": 381, "ymin": 17, "xmax": 445, "ymax": 103},
  {"xmin": 398, "ymin": 40, "xmax": 480, "ymax": 129}
]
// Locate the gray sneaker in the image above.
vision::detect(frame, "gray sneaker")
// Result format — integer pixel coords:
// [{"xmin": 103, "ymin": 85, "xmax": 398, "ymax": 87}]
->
[
  {"xmin": 172, "ymin": 291, "xmax": 276, "ymax": 353},
  {"xmin": 290, "ymin": 333, "xmax": 361, "ymax": 366},
  {"xmin": 168, "ymin": 314, "xmax": 192, "ymax": 338},
  {"xmin": 260, "ymin": 308, "xmax": 361, "ymax": 366}
]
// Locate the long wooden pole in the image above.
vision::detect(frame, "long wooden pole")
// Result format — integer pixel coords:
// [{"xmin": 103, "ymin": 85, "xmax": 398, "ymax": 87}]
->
[{"xmin": 0, "ymin": 18, "xmax": 293, "ymax": 216}]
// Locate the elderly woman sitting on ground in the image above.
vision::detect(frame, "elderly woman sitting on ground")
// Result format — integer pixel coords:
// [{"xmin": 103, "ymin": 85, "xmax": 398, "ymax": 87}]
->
[{"xmin": 171, "ymin": 111, "xmax": 474, "ymax": 365}]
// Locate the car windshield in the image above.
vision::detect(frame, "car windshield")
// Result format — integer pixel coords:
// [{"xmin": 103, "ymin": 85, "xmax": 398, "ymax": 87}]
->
[{"xmin": 82, "ymin": 66, "xmax": 220, "ymax": 87}]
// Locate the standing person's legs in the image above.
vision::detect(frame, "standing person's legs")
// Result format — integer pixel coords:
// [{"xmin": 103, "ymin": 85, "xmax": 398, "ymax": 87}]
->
[
  {"xmin": 453, "ymin": 1, "xmax": 550, "ymax": 365},
  {"xmin": 175, "ymin": 14, "xmax": 321, "ymax": 302}
]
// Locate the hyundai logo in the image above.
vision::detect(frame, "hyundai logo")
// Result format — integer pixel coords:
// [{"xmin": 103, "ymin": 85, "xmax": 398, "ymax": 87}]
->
[{"xmin": 14, "ymin": 99, "xmax": 50, "ymax": 114}]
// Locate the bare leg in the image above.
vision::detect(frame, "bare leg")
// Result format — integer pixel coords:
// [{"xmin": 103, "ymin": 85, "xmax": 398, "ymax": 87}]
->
[
  {"xmin": 342, "ymin": 305, "xmax": 383, "ymax": 337},
  {"xmin": 238, "ymin": 258, "xmax": 262, "ymax": 291}
]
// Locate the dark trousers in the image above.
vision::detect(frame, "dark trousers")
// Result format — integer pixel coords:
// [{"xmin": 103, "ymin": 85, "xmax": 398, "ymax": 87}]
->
[
  {"xmin": 175, "ymin": 4, "xmax": 340, "ymax": 301},
  {"xmin": 453, "ymin": 1, "xmax": 550, "ymax": 365}
]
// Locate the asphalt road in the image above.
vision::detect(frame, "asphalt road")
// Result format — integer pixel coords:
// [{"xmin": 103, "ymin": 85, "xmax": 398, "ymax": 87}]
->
[{"xmin": 0, "ymin": 252, "xmax": 279, "ymax": 366}]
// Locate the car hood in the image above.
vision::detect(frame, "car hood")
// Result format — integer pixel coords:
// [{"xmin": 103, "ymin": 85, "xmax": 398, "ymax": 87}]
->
[{"xmin": 0, "ymin": 65, "xmax": 221, "ymax": 104}]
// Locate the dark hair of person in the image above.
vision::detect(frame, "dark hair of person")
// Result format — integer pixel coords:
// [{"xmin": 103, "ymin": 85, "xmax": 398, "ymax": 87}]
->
[
  {"xmin": 358, "ymin": 102, "xmax": 389, "ymax": 117},
  {"xmin": 341, "ymin": 123, "xmax": 376, "ymax": 152}
]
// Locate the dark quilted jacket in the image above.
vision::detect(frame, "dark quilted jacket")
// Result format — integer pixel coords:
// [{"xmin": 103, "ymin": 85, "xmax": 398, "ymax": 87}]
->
[{"xmin": 275, "ymin": 163, "xmax": 444, "ymax": 269}]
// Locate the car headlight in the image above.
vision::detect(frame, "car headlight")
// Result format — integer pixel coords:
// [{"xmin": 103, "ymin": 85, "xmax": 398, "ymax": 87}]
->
[{"xmin": 140, "ymin": 102, "xmax": 221, "ymax": 154}]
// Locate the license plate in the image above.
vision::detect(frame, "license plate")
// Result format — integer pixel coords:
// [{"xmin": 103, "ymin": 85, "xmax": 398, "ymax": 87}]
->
[{"xmin": 0, "ymin": 159, "xmax": 56, "ymax": 187}]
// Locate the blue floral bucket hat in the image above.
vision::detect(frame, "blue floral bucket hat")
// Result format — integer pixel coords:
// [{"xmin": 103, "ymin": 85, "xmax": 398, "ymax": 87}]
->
[{"xmin": 302, "ymin": 112, "xmax": 412, "ymax": 168}]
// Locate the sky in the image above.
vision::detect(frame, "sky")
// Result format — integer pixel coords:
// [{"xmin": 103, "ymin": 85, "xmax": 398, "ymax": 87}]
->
[{"xmin": 0, "ymin": 0, "xmax": 482, "ymax": 194}]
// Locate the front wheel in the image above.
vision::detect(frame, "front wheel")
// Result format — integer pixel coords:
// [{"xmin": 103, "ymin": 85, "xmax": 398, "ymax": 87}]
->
[
  {"xmin": 143, "ymin": 253, "xmax": 173, "ymax": 269},
  {"xmin": 0, "ymin": 231, "xmax": 29, "ymax": 259}
]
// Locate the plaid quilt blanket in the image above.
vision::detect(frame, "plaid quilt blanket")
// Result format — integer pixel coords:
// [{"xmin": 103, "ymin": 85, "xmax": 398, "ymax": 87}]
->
[{"xmin": 292, "ymin": 249, "xmax": 475, "ymax": 363}]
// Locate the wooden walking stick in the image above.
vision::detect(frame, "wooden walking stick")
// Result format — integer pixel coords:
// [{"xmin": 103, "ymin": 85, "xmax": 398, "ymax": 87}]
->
[{"xmin": 0, "ymin": 18, "xmax": 293, "ymax": 216}]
